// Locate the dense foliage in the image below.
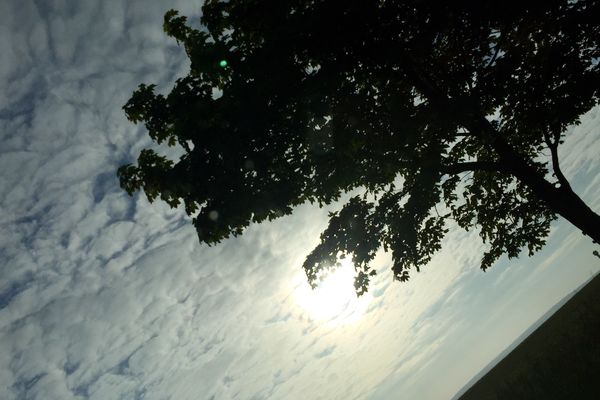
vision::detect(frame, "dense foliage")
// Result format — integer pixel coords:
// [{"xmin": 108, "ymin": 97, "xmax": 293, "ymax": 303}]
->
[{"xmin": 119, "ymin": 0, "xmax": 600, "ymax": 294}]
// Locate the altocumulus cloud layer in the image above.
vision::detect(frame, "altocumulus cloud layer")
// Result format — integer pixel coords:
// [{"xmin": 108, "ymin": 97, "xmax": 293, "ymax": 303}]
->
[{"xmin": 1, "ymin": 1, "xmax": 599, "ymax": 399}]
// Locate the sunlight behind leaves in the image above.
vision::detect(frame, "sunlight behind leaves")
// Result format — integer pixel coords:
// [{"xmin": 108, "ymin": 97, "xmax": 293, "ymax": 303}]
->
[{"xmin": 294, "ymin": 258, "xmax": 372, "ymax": 325}]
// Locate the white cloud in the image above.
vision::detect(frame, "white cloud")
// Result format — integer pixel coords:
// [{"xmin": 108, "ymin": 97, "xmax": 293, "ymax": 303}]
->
[{"xmin": 1, "ymin": 1, "xmax": 599, "ymax": 399}]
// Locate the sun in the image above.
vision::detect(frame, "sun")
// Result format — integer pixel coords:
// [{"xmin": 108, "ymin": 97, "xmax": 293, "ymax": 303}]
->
[{"xmin": 294, "ymin": 257, "xmax": 372, "ymax": 325}]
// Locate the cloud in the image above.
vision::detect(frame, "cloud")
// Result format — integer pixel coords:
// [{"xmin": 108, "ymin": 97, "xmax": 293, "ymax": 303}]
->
[{"xmin": 1, "ymin": 1, "xmax": 599, "ymax": 399}]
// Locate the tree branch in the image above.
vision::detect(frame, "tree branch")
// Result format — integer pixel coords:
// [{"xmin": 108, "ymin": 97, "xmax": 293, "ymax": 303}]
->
[
  {"xmin": 440, "ymin": 161, "xmax": 506, "ymax": 175},
  {"xmin": 484, "ymin": 29, "xmax": 504, "ymax": 70},
  {"xmin": 400, "ymin": 49, "xmax": 600, "ymax": 245},
  {"xmin": 543, "ymin": 130, "xmax": 571, "ymax": 189}
]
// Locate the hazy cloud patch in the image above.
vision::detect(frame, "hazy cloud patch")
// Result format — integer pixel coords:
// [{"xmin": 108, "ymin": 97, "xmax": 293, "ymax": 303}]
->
[{"xmin": 1, "ymin": 1, "xmax": 599, "ymax": 399}]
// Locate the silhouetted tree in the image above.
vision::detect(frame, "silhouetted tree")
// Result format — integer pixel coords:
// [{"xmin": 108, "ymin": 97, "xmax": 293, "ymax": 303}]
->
[{"xmin": 118, "ymin": 0, "xmax": 600, "ymax": 294}]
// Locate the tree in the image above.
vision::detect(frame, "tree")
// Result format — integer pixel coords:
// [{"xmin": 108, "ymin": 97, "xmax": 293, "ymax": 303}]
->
[{"xmin": 118, "ymin": 0, "xmax": 600, "ymax": 295}]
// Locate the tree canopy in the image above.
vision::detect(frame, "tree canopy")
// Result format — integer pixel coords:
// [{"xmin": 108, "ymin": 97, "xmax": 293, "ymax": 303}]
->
[{"xmin": 119, "ymin": 0, "xmax": 600, "ymax": 294}]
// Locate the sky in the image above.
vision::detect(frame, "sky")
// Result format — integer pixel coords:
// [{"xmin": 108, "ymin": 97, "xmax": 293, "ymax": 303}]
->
[{"xmin": 0, "ymin": 1, "xmax": 599, "ymax": 399}]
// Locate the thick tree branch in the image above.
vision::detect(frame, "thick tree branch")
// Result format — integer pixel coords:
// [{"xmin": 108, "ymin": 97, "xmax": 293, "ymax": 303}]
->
[
  {"xmin": 440, "ymin": 161, "xmax": 506, "ymax": 175},
  {"xmin": 402, "ymin": 53, "xmax": 600, "ymax": 244},
  {"xmin": 396, "ymin": 160, "xmax": 505, "ymax": 176}
]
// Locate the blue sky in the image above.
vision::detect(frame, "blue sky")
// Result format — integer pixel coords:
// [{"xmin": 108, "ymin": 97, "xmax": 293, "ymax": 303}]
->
[{"xmin": 1, "ymin": 1, "xmax": 599, "ymax": 399}]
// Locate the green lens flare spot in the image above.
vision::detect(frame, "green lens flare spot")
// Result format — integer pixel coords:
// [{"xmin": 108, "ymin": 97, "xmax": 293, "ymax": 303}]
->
[{"xmin": 219, "ymin": 60, "xmax": 228, "ymax": 68}]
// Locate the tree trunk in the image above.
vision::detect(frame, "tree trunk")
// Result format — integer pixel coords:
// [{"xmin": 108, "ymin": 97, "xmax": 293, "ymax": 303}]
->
[
  {"xmin": 481, "ymin": 120, "xmax": 600, "ymax": 245},
  {"xmin": 546, "ymin": 185, "xmax": 600, "ymax": 245},
  {"xmin": 508, "ymin": 157, "xmax": 600, "ymax": 245},
  {"xmin": 404, "ymin": 59, "xmax": 600, "ymax": 244}
]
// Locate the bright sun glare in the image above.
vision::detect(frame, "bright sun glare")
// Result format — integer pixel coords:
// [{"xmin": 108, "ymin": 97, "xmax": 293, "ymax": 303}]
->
[{"xmin": 294, "ymin": 257, "xmax": 372, "ymax": 325}]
